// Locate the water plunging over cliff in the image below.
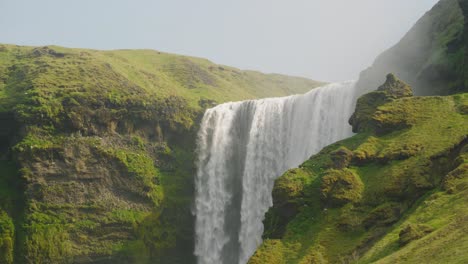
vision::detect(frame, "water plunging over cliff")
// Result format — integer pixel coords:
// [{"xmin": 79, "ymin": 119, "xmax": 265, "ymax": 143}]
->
[{"xmin": 194, "ymin": 81, "xmax": 358, "ymax": 264}]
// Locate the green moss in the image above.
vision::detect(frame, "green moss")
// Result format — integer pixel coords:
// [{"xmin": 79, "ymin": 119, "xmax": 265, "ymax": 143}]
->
[
  {"xmin": 353, "ymin": 137, "xmax": 383, "ymax": 164},
  {"xmin": 117, "ymin": 240, "xmax": 150, "ymax": 264},
  {"xmin": 23, "ymin": 223, "xmax": 73, "ymax": 263},
  {"xmin": 320, "ymin": 169, "xmax": 364, "ymax": 207},
  {"xmin": 363, "ymin": 202, "xmax": 404, "ymax": 229},
  {"xmin": 350, "ymin": 74, "xmax": 413, "ymax": 134},
  {"xmin": 108, "ymin": 148, "xmax": 163, "ymax": 206},
  {"xmin": 249, "ymin": 240, "xmax": 303, "ymax": 264},
  {"xmin": 398, "ymin": 223, "xmax": 434, "ymax": 246},
  {"xmin": 273, "ymin": 168, "xmax": 316, "ymax": 205},
  {"xmin": 330, "ymin": 147, "xmax": 353, "ymax": 169},
  {"xmin": 349, "ymin": 91, "xmax": 390, "ymax": 133},
  {"xmin": 0, "ymin": 211, "xmax": 14, "ymax": 264}
]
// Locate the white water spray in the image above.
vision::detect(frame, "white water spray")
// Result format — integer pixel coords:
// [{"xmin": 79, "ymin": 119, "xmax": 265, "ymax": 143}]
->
[{"xmin": 194, "ymin": 81, "xmax": 358, "ymax": 264}]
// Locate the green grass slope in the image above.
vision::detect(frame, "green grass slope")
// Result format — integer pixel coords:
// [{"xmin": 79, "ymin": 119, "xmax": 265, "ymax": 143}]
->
[
  {"xmin": 0, "ymin": 44, "xmax": 323, "ymax": 263},
  {"xmin": 251, "ymin": 78, "xmax": 468, "ymax": 263},
  {"xmin": 0, "ymin": 44, "xmax": 323, "ymax": 110}
]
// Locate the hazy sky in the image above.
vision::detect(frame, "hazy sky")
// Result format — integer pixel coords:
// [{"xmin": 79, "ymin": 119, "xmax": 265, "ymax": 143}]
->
[{"xmin": 0, "ymin": 0, "xmax": 438, "ymax": 82}]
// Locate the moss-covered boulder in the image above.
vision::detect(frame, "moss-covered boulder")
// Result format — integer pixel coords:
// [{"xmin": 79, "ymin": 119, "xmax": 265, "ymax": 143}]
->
[
  {"xmin": 363, "ymin": 202, "xmax": 404, "ymax": 229},
  {"xmin": 336, "ymin": 205, "xmax": 364, "ymax": 232},
  {"xmin": 320, "ymin": 169, "xmax": 364, "ymax": 207},
  {"xmin": 377, "ymin": 73, "xmax": 413, "ymax": 98},
  {"xmin": 349, "ymin": 74, "xmax": 413, "ymax": 133},
  {"xmin": 330, "ymin": 147, "xmax": 353, "ymax": 169},
  {"xmin": 442, "ymin": 142, "xmax": 468, "ymax": 193},
  {"xmin": 264, "ymin": 169, "xmax": 312, "ymax": 238},
  {"xmin": 399, "ymin": 223, "xmax": 434, "ymax": 246},
  {"xmin": 352, "ymin": 137, "xmax": 383, "ymax": 164}
]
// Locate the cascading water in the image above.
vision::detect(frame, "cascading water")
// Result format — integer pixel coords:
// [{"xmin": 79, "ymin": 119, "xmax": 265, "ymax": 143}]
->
[{"xmin": 194, "ymin": 81, "xmax": 358, "ymax": 264}]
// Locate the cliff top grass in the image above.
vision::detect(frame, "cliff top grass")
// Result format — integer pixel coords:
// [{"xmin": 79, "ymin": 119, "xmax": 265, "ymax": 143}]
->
[{"xmin": 0, "ymin": 44, "xmax": 323, "ymax": 112}]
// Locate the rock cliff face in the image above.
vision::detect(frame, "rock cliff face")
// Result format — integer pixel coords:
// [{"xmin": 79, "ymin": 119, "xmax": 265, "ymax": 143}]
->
[
  {"xmin": 357, "ymin": 0, "xmax": 467, "ymax": 96},
  {"xmin": 0, "ymin": 45, "xmax": 323, "ymax": 263}
]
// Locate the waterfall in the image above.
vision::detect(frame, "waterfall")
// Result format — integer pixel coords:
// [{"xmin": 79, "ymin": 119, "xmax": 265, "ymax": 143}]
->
[{"xmin": 194, "ymin": 81, "xmax": 358, "ymax": 264}]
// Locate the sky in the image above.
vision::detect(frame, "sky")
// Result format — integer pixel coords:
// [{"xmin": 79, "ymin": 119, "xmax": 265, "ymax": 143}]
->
[{"xmin": 0, "ymin": 0, "xmax": 439, "ymax": 82}]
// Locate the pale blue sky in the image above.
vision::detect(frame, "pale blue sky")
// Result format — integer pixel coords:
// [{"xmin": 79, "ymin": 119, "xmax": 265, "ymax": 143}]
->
[{"xmin": 0, "ymin": 0, "xmax": 438, "ymax": 81}]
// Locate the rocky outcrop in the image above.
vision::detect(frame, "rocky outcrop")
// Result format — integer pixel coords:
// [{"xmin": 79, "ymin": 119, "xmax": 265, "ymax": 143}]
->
[
  {"xmin": 376, "ymin": 73, "xmax": 413, "ymax": 98},
  {"xmin": 330, "ymin": 147, "xmax": 353, "ymax": 169},
  {"xmin": 320, "ymin": 169, "xmax": 364, "ymax": 207},
  {"xmin": 399, "ymin": 223, "xmax": 434, "ymax": 246},
  {"xmin": 349, "ymin": 73, "xmax": 413, "ymax": 133}
]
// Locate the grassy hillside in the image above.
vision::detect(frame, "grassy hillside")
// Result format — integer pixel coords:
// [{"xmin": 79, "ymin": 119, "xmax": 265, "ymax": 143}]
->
[
  {"xmin": 250, "ymin": 76, "xmax": 468, "ymax": 263},
  {"xmin": 0, "ymin": 44, "xmax": 323, "ymax": 110},
  {"xmin": 0, "ymin": 44, "xmax": 323, "ymax": 263}
]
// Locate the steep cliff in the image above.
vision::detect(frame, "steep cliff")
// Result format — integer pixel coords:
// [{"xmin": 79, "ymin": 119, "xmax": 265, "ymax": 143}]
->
[
  {"xmin": 0, "ymin": 44, "xmax": 323, "ymax": 263},
  {"xmin": 357, "ymin": 0, "xmax": 467, "ymax": 96}
]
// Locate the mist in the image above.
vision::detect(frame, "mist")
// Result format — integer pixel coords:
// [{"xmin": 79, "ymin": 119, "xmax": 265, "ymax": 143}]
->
[{"xmin": 0, "ymin": 0, "xmax": 439, "ymax": 82}]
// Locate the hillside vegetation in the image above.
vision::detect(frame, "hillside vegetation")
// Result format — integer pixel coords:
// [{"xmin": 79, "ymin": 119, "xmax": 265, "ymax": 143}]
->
[
  {"xmin": 251, "ymin": 75, "xmax": 468, "ymax": 264},
  {"xmin": 0, "ymin": 44, "xmax": 322, "ymax": 263}
]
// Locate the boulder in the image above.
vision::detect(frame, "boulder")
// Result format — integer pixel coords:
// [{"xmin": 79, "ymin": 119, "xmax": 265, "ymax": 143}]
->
[{"xmin": 349, "ymin": 74, "xmax": 413, "ymax": 133}]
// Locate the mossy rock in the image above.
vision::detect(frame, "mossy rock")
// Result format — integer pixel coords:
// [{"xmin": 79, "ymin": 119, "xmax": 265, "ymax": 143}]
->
[
  {"xmin": 399, "ymin": 223, "xmax": 434, "ymax": 246},
  {"xmin": 248, "ymin": 240, "xmax": 287, "ymax": 264},
  {"xmin": 273, "ymin": 169, "xmax": 309, "ymax": 205},
  {"xmin": 336, "ymin": 205, "xmax": 364, "ymax": 232},
  {"xmin": 266, "ymin": 169, "xmax": 314, "ymax": 238},
  {"xmin": 372, "ymin": 99, "xmax": 417, "ymax": 134},
  {"xmin": 377, "ymin": 142, "xmax": 424, "ymax": 163},
  {"xmin": 459, "ymin": 103, "xmax": 468, "ymax": 114},
  {"xmin": 352, "ymin": 137, "xmax": 383, "ymax": 164},
  {"xmin": 363, "ymin": 202, "xmax": 404, "ymax": 229},
  {"xmin": 349, "ymin": 74, "xmax": 413, "ymax": 133},
  {"xmin": 442, "ymin": 163, "xmax": 468, "ymax": 193},
  {"xmin": 349, "ymin": 91, "xmax": 389, "ymax": 133},
  {"xmin": 381, "ymin": 157, "xmax": 441, "ymax": 201},
  {"xmin": 330, "ymin": 147, "xmax": 353, "ymax": 169},
  {"xmin": 377, "ymin": 73, "xmax": 413, "ymax": 98},
  {"xmin": 320, "ymin": 169, "xmax": 364, "ymax": 207}
]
